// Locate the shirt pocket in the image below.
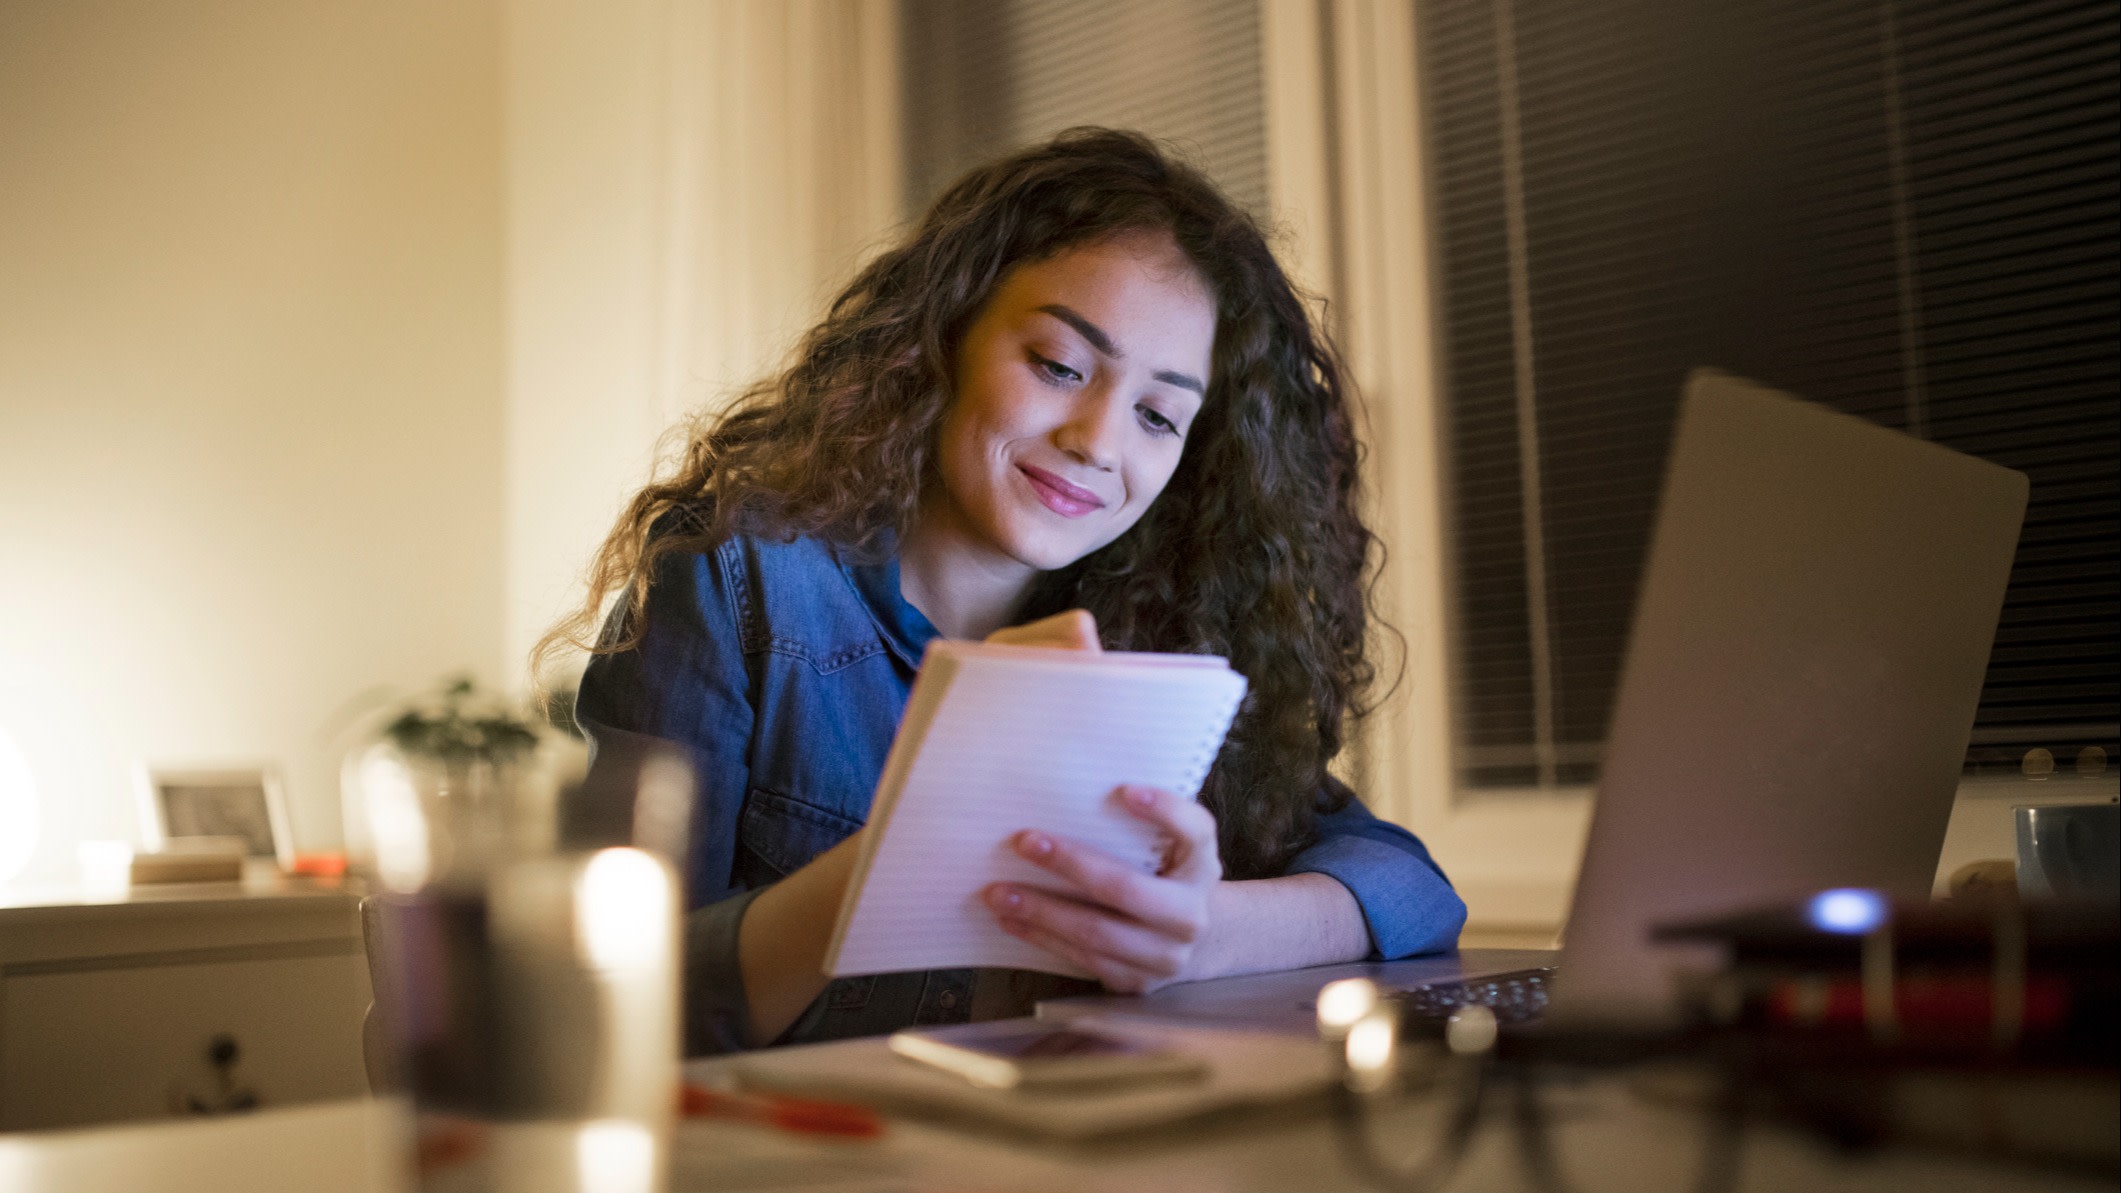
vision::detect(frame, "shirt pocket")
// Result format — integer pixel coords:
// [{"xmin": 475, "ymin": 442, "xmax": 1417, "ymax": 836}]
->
[{"xmin": 736, "ymin": 786, "xmax": 864, "ymax": 881}]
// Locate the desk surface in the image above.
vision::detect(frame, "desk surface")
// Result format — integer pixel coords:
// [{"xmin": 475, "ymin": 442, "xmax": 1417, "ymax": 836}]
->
[
  {"xmin": 671, "ymin": 1071, "xmax": 2117, "ymax": 1193},
  {"xmin": 6, "ymin": 949, "xmax": 2113, "ymax": 1193},
  {"xmin": 10, "ymin": 1069, "xmax": 2106, "ymax": 1193}
]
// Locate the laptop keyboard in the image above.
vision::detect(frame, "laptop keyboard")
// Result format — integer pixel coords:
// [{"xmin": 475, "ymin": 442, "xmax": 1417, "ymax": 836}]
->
[{"xmin": 1399, "ymin": 967, "xmax": 1556, "ymax": 1024}]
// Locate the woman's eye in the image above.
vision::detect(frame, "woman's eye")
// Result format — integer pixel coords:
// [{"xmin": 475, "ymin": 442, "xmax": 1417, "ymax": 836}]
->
[
  {"xmin": 1138, "ymin": 405, "xmax": 1180, "ymax": 437},
  {"xmin": 1028, "ymin": 352, "xmax": 1082, "ymax": 386}
]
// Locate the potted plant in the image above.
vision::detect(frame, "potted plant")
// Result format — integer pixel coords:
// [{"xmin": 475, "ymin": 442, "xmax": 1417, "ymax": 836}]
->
[{"xmin": 342, "ymin": 676, "xmax": 548, "ymax": 888}]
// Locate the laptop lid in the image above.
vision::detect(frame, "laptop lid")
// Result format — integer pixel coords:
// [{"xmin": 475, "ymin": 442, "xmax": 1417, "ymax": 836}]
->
[{"xmin": 1546, "ymin": 370, "xmax": 2028, "ymax": 1024}]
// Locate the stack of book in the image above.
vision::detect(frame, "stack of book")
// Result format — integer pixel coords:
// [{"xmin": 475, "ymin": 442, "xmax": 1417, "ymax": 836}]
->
[{"xmin": 1657, "ymin": 894, "xmax": 2118, "ymax": 1170}]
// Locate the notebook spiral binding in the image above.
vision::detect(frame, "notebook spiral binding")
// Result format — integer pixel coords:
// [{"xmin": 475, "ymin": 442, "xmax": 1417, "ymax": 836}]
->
[{"xmin": 1179, "ymin": 684, "xmax": 1246, "ymax": 796}]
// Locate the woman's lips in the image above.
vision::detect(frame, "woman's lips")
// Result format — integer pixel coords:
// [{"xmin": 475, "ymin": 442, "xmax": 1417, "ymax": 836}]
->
[{"xmin": 1018, "ymin": 464, "xmax": 1107, "ymax": 518}]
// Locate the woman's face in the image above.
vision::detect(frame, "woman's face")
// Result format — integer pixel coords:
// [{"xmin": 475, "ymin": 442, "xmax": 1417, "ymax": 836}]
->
[{"xmin": 932, "ymin": 233, "xmax": 1216, "ymax": 573}]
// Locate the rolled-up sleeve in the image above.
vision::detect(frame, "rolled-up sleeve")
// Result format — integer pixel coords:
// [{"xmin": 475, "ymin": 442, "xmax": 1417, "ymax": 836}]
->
[
  {"xmin": 677, "ymin": 886, "xmax": 763, "ymax": 1054},
  {"xmin": 575, "ymin": 542, "xmax": 761, "ymax": 1055},
  {"xmin": 1284, "ymin": 780, "xmax": 1467, "ymax": 958}
]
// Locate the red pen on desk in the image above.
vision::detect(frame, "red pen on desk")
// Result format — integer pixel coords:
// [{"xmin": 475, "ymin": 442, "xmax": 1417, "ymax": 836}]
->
[{"xmin": 680, "ymin": 1082, "xmax": 885, "ymax": 1139}]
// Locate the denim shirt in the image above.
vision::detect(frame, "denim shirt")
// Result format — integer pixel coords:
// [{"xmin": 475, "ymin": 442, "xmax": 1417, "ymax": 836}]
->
[{"xmin": 575, "ymin": 531, "xmax": 1467, "ymax": 1055}]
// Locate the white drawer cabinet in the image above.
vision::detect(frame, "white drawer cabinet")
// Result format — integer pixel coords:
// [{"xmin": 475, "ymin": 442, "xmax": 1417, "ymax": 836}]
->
[{"xmin": 0, "ymin": 880, "xmax": 372, "ymax": 1130}]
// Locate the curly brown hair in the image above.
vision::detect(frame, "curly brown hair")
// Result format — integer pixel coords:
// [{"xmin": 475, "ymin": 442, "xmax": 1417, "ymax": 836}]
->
[{"xmin": 537, "ymin": 128, "xmax": 1380, "ymax": 879}]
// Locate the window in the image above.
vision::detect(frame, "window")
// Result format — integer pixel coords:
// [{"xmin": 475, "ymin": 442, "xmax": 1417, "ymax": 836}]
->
[{"xmin": 1419, "ymin": 0, "xmax": 2119, "ymax": 789}]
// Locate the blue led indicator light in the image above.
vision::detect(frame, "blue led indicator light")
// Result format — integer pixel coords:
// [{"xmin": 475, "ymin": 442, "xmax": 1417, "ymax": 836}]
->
[{"xmin": 1807, "ymin": 888, "xmax": 1888, "ymax": 935}]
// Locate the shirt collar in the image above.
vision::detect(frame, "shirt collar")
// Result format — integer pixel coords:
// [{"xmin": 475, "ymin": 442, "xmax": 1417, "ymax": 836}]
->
[{"xmin": 832, "ymin": 538, "xmax": 941, "ymax": 670}]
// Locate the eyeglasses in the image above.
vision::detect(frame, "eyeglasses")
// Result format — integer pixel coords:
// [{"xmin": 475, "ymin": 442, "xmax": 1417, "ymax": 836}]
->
[{"xmin": 1318, "ymin": 978, "xmax": 1748, "ymax": 1193}]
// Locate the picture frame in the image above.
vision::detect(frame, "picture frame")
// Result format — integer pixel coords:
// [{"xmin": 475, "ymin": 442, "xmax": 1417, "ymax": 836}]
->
[{"xmin": 136, "ymin": 764, "xmax": 295, "ymax": 871}]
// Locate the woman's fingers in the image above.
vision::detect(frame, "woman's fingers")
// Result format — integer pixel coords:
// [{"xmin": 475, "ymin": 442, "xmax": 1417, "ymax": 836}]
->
[
  {"xmin": 1006, "ymin": 829, "xmax": 1201, "ymax": 938},
  {"xmin": 1110, "ymin": 785, "xmax": 1222, "ymax": 883},
  {"xmin": 985, "ymin": 885, "xmax": 1185, "ymax": 988},
  {"xmin": 986, "ymin": 786, "xmax": 1222, "ymax": 990},
  {"xmin": 981, "ymin": 609, "xmax": 1101, "ymax": 652},
  {"xmin": 1003, "ymin": 919, "xmax": 1163, "ymax": 993}
]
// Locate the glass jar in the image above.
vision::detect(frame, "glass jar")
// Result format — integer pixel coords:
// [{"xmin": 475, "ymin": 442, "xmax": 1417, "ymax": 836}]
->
[{"xmin": 359, "ymin": 737, "xmax": 682, "ymax": 1192}]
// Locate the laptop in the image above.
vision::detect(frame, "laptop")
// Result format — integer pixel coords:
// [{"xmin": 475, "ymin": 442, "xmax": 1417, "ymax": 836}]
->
[{"xmin": 1043, "ymin": 369, "xmax": 2029, "ymax": 1032}]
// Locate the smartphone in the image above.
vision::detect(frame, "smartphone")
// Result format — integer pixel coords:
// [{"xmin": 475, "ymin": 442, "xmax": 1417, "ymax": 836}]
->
[{"xmin": 887, "ymin": 1021, "xmax": 1208, "ymax": 1090}]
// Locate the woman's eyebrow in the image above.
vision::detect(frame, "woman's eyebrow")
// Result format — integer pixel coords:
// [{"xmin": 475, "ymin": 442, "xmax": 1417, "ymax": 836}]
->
[
  {"xmin": 1036, "ymin": 303, "xmax": 1119, "ymax": 355},
  {"xmin": 1034, "ymin": 303, "xmax": 1206, "ymax": 396}
]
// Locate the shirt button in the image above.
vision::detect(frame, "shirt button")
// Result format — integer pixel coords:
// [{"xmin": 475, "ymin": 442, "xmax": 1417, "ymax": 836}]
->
[{"xmin": 939, "ymin": 991, "xmax": 958, "ymax": 1009}]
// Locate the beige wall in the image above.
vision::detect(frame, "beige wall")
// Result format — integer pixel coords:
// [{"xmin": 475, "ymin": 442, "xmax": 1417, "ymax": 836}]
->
[
  {"xmin": 502, "ymin": 0, "xmax": 671, "ymax": 684},
  {"xmin": 0, "ymin": 0, "xmax": 903, "ymax": 886},
  {"xmin": 0, "ymin": 0, "xmax": 505, "ymax": 881}
]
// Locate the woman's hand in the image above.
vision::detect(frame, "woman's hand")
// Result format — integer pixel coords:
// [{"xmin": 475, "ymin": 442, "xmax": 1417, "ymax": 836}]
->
[
  {"xmin": 981, "ymin": 785, "xmax": 1223, "ymax": 993},
  {"xmin": 982, "ymin": 608, "xmax": 1101, "ymax": 652}
]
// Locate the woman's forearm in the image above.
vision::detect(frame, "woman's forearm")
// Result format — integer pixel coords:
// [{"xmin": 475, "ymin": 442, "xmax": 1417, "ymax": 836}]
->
[
  {"xmin": 1187, "ymin": 873, "xmax": 1372, "ymax": 982},
  {"xmin": 735, "ymin": 831, "xmax": 865, "ymax": 1047}
]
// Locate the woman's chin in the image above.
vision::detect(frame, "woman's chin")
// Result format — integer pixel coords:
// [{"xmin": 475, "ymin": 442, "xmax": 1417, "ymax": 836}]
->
[
  {"xmin": 1004, "ymin": 542, "xmax": 1084, "ymax": 573},
  {"xmin": 976, "ymin": 492, "xmax": 1143, "ymax": 572},
  {"xmin": 995, "ymin": 529, "xmax": 1105, "ymax": 574}
]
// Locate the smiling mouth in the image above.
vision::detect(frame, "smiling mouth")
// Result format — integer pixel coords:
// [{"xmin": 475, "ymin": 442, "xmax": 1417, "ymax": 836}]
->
[{"xmin": 1018, "ymin": 464, "xmax": 1107, "ymax": 518}]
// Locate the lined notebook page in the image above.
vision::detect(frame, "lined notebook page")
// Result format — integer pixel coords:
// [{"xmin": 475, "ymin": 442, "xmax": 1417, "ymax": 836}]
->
[{"xmin": 825, "ymin": 643, "xmax": 1247, "ymax": 977}]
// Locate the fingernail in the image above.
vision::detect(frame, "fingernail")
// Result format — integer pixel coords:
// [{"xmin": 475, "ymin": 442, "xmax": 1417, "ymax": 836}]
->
[
  {"xmin": 1124, "ymin": 787, "xmax": 1154, "ymax": 807},
  {"xmin": 1019, "ymin": 832, "xmax": 1052, "ymax": 856}
]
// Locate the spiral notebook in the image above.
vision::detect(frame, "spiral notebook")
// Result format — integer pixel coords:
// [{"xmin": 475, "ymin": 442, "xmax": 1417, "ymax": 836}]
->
[{"xmin": 823, "ymin": 641, "xmax": 1248, "ymax": 978}]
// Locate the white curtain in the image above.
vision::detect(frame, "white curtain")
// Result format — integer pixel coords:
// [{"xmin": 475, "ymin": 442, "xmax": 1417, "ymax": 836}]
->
[
  {"xmin": 658, "ymin": 0, "xmax": 904, "ymax": 424},
  {"xmin": 503, "ymin": 0, "xmax": 904, "ymax": 675}
]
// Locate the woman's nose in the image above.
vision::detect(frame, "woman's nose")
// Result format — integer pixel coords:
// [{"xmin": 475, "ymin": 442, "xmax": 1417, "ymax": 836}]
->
[{"xmin": 1053, "ymin": 390, "xmax": 1128, "ymax": 470}]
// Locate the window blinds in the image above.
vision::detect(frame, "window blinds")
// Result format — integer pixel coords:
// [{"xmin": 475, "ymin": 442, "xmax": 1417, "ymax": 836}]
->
[{"xmin": 1418, "ymin": 0, "xmax": 2119, "ymax": 787}]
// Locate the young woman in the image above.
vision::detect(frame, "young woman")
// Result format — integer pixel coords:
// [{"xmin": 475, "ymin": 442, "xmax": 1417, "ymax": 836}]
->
[{"xmin": 544, "ymin": 129, "xmax": 1466, "ymax": 1055}]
